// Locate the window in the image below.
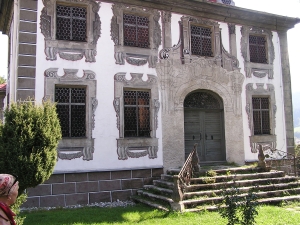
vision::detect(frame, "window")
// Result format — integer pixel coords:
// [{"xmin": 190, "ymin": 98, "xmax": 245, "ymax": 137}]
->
[
  {"xmin": 123, "ymin": 14, "xmax": 149, "ymax": 48},
  {"xmin": 249, "ymin": 35, "xmax": 267, "ymax": 64},
  {"xmin": 40, "ymin": 0, "xmax": 101, "ymax": 62},
  {"xmin": 246, "ymin": 83, "xmax": 277, "ymax": 153},
  {"xmin": 124, "ymin": 90, "xmax": 150, "ymax": 137},
  {"xmin": 180, "ymin": 17, "xmax": 221, "ymax": 62},
  {"xmin": 252, "ymin": 97, "xmax": 270, "ymax": 135},
  {"xmin": 241, "ymin": 26, "xmax": 275, "ymax": 78},
  {"xmin": 111, "ymin": 4, "xmax": 161, "ymax": 68},
  {"xmin": 44, "ymin": 68, "xmax": 97, "ymax": 161},
  {"xmin": 55, "ymin": 87, "xmax": 86, "ymax": 137},
  {"xmin": 190, "ymin": 25, "xmax": 213, "ymax": 57},
  {"xmin": 114, "ymin": 73, "xmax": 160, "ymax": 160},
  {"xmin": 56, "ymin": 4, "xmax": 87, "ymax": 42}
]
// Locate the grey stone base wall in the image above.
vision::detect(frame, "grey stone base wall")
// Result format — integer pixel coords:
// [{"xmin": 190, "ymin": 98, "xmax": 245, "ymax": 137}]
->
[{"xmin": 22, "ymin": 168, "xmax": 163, "ymax": 208}]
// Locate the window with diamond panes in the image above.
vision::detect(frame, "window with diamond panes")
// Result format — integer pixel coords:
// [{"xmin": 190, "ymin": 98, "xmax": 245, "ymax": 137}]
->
[
  {"xmin": 55, "ymin": 87, "xmax": 86, "ymax": 137},
  {"xmin": 249, "ymin": 35, "xmax": 267, "ymax": 64},
  {"xmin": 221, "ymin": 0, "xmax": 232, "ymax": 5},
  {"xmin": 124, "ymin": 90, "xmax": 150, "ymax": 137},
  {"xmin": 123, "ymin": 14, "xmax": 149, "ymax": 48},
  {"xmin": 56, "ymin": 4, "xmax": 87, "ymax": 42},
  {"xmin": 191, "ymin": 25, "xmax": 213, "ymax": 57},
  {"xmin": 252, "ymin": 97, "xmax": 270, "ymax": 135}
]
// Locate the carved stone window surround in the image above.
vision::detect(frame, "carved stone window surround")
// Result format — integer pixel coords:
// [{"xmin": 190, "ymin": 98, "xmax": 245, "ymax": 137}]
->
[
  {"xmin": 40, "ymin": 0, "xmax": 101, "ymax": 62},
  {"xmin": 181, "ymin": 16, "xmax": 221, "ymax": 65},
  {"xmin": 110, "ymin": 4, "xmax": 161, "ymax": 68},
  {"xmin": 44, "ymin": 68, "xmax": 98, "ymax": 161},
  {"xmin": 245, "ymin": 83, "xmax": 277, "ymax": 153},
  {"xmin": 241, "ymin": 26, "xmax": 275, "ymax": 79},
  {"xmin": 114, "ymin": 73, "xmax": 160, "ymax": 160}
]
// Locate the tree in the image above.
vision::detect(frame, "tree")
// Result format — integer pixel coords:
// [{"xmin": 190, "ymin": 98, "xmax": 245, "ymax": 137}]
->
[
  {"xmin": 0, "ymin": 100, "xmax": 62, "ymax": 194},
  {"xmin": 0, "ymin": 76, "xmax": 6, "ymax": 84}
]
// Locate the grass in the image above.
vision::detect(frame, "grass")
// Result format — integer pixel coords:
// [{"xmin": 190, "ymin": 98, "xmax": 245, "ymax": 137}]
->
[{"xmin": 19, "ymin": 202, "xmax": 300, "ymax": 225}]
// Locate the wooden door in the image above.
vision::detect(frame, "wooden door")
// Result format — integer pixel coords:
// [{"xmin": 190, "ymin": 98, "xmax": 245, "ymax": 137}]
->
[{"xmin": 184, "ymin": 91, "xmax": 225, "ymax": 162}]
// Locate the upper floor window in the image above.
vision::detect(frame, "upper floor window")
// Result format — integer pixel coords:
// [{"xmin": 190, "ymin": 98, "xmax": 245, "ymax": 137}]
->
[
  {"xmin": 191, "ymin": 25, "xmax": 213, "ymax": 57},
  {"xmin": 124, "ymin": 90, "xmax": 150, "ymax": 137},
  {"xmin": 56, "ymin": 4, "xmax": 87, "ymax": 42},
  {"xmin": 55, "ymin": 86, "xmax": 86, "ymax": 137},
  {"xmin": 252, "ymin": 97, "xmax": 270, "ymax": 135},
  {"xmin": 249, "ymin": 35, "xmax": 267, "ymax": 64},
  {"xmin": 123, "ymin": 14, "xmax": 149, "ymax": 48},
  {"xmin": 40, "ymin": 0, "xmax": 101, "ymax": 62}
]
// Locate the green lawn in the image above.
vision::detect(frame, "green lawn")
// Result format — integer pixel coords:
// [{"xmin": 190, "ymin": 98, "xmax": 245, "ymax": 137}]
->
[{"xmin": 19, "ymin": 203, "xmax": 300, "ymax": 225}]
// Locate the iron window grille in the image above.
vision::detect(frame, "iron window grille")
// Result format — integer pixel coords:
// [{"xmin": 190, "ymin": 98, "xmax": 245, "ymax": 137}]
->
[
  {"xmin": 55, "ymin": 87, "xmax": 86, "ymax": 137},
  {"xmin": 249, "ymin": 35, "xmax": 267, "ymax": 64},
  {"xmin": 56, "ymin": 4, "xmax": 87, "ymax": 42},
  {"xmin": 124, "ymin": 90, "xmax": 151, "ymax": 137},
  {"xmin": 252, "ymin": 97, "xmax": 270, "ymax": 135},
  {"xmin": 123, "ymin": 13, "xmax": 150, "ymax": 48},
  {"xmin": 190, "ymin": 25, "xmax": 213, "ymax": 57},
  {"xmin": 221, "ymin": 0, "xmax": 232, "ymax": 5}
]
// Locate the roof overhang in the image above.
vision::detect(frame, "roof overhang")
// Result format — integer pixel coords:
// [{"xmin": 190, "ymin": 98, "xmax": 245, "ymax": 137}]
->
[
  {"xmin": 0, "ymin": 0, "xmax": 13, "ymax": 35},
  {"xmin": 102, "ymin": 0, "xmax": 300, "ymax": 31}
]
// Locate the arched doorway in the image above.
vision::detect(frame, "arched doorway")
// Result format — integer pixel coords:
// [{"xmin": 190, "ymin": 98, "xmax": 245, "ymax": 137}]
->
[{"xmin": 184, "ymin": 90, "xmax": 226, "ymax": 163}]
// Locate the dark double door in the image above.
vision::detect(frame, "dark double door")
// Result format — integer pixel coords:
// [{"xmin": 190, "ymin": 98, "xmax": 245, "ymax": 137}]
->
[{"xmin": 184, "ymin": 92, "xmax": 225, "ymax": 162}]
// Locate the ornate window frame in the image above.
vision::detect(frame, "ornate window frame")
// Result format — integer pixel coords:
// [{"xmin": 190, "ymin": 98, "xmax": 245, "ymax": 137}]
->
[
  {"xmin": 40, "ymin": 0, "xmax": 101, "ymax": 62},
  {"xmin": 180, "ymin": 16, "xmax": 222, "ymax": 65},
  {"xmin": 114, "ymin": 73, "xmax": 160, "ymax": 160},
  {"xmin": 241, "ymin": 26, "xmax": 275, "ymax": 79},
  {"xmin": 245, "ymin": 83, "xmax": 277, "ymax": 153},
  {"xmin": 110, "ymin": 4, "xmax": 161, "ymax": 68},
  {"xmin": 44, "ymin": 68, "xmax": 98, "ymax": 160}
]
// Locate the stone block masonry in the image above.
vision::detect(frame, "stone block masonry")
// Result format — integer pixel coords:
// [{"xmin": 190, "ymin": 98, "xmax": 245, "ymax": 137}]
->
[{"xmin": 22, "ymin": 168, "xmax": 163, "ymax": 208}]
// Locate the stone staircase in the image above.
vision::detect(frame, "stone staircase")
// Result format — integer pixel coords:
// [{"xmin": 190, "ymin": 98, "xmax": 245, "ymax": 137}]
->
[{"xmin": 131, "ymin": 166, "xmax": 300, "ymax": 212}]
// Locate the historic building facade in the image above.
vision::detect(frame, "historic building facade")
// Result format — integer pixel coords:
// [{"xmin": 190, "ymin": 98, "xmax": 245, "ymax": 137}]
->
[{"xmin": 0, "ymin": 0, "xmax": 299, "ymax": 208}]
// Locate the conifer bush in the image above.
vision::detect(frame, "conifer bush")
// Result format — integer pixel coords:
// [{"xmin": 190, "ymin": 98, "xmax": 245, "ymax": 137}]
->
[{"xmin": 0, "ymin": 100, "xmax": 62, "ymax": 194}]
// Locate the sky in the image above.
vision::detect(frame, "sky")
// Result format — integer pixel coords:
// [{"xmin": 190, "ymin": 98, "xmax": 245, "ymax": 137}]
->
[{"xmin": 0, "ymin": 0, "xmax": 299, "ymax": 91}]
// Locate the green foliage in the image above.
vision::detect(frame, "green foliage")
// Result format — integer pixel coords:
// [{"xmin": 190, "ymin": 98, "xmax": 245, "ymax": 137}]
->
[
  {"xmin": 206, "ymin": 170, "xmax": 217, "ymax": 177},
  {"xmin": 0, "ymin": 76, "xmax": 6, "ymax": 84},
  {"xmin": 241, "ymin": 192, "xmax": 258, "ymax": 225},
  {"xmin": 219, "ymin": 188, "xmax": 241, "ymax": 225},
  {"xmin": 11, "ymin": 193, "xmax": 27, "ymax": 225},
  {"xmin": 219, "ymin": 188, "xmax": 259, "ymax": 225},
  {"xmin": 295, "ymin": 144, "xmax": 300, "ymax": 157},
  {"xmin": 0, "ymin": 100, "xmax": 62, "ymax": 194}
]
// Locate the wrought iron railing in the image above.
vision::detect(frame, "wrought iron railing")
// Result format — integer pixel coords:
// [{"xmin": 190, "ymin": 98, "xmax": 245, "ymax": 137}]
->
[
  {"xmin": 172, "ymin": 144, "xmax": 200, "ymax": 202},
  {"xmin": 257, "ymin": 144, "xmax": 299, "ymax": 176}
]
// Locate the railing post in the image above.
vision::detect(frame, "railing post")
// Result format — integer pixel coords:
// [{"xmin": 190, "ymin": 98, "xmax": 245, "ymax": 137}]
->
[{"xmin": 172, "ymin": 175, "xmax": 183, "ymax": 202}]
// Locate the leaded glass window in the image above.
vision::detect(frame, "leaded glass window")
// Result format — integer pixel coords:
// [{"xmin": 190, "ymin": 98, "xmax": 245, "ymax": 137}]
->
[
  {"xmin": 191, "ymin": 25, "xmax": 213, "ymax": 57},
  {"xmin": 221, "ymin": 0, "xmax": 232, "ymax": 5},
  {"xmin": 124, "ymin": 90, "xmax": 150, "ymax": 137},
  {"xmin": 55, "ymin": 87, "xmax": 86, "ymax": 137},
  {"xmin": 123, "ymin": 14, "xmax": 150, "ymax": 48},
  {"xmin": 252, "ymin": 97, "xmax": 270, "ymax": 135},
  {"xmin": 249, "ymin": 35, "xmax": 267, "ymax": 64},
  {"xmin": 56, "ymin": 4, "xmax": 87, "ymax": 42}
]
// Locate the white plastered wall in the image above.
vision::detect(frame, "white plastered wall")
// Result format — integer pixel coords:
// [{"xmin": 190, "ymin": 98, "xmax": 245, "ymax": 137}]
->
[
  {"xmin": 235, "ymin": 25, "xmax": 287, "ymax": 162},
  {"xmin": 35, "ymin": 1, "xmax": 163, "ymax": 173}
]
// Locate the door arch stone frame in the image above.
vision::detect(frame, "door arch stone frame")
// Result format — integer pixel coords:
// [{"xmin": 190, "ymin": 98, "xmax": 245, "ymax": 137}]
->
[{"xmin": 156, "ymin": 57, "xmax": 245, "ymax": 170}]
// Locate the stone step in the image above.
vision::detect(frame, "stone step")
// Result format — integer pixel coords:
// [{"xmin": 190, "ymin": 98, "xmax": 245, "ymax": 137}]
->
[
  {"xmin": 183, "ymin": 195, "xmax": 300, "ymax": 212},
  {"xmin": 161, "ymin": 174, "xmax": 173, "ymax": 182},
  {"xmin": 182, "ymin": 187, "xmax": 300, "ymax": 208},
  {"xmin": 131, "ymin": 195, "xmax": 170, "ymax": 212},
  {"xmin": 143, "ymin": 185, "xmax": 173, "ymax": 197},
  {"xmin": 183, "ymin": 181, "xmax": 300, "ymax": 199},
  {"xmin": 153, "ymin": 179, "xmax": 174, "ymax": 189},
  {"xmin": 190, "ymin": 171, "xmax": 286, "ymax": 184},
  {"xmin": 137, "ymin": 190, "xmax": 174, "ymax": 204},
  {"xmin": 186, "ymin": 176, "xmax": 298, "ymax": 192}
]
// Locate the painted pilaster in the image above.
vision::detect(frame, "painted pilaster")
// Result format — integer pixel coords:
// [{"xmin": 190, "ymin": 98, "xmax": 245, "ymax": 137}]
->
[
  {"xmin": 228, "ymin": 23, "xmax": 237, "ymax": 57},
  {"xmin": 278, "ymin": 30, "xmax": 295, "ymax": 155}
]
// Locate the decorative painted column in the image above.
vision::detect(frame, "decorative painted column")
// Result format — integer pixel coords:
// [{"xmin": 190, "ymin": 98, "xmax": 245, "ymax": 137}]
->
[{"xmin": 278, "ymin": 30, "xmax": 295, "ymax": 155}]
